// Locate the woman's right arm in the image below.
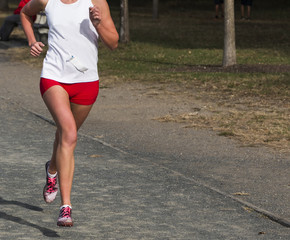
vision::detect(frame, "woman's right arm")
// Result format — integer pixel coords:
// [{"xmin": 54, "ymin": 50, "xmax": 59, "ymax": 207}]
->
[{"xmin": 20, "ymin": 0, "xmax": 47, "ymax": 57}]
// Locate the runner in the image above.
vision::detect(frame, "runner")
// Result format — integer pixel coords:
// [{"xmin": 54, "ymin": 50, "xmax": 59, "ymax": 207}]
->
[{"xmin": 21, "ymin": 0, "xmax": 119, "ymax": 227}]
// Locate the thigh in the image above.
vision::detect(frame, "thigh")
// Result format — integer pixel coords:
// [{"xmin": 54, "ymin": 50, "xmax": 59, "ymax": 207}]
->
[
  {"xmin": 70, "ymin": 103, "xmax": 93, "ymax": 130},
  {"xmin": 41, "ymin": 79, "xmax": 95, "ymax": 131},
  {"xmin": 42, "ymin": 85, "xmax": 77, "ymax": 133},
  {"xmin": 5, "ymin": 14, "xmax": 20, "ymax": 24}
]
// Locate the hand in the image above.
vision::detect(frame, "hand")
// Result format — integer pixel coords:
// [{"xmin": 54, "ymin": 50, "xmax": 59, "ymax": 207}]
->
[
  {"xmin": 30, "ymin": 42, "xmax": 45, "ymax": 57},
  {"xmin": 89, "ymin": 5, "xmax": 102, "ymax": 27}
]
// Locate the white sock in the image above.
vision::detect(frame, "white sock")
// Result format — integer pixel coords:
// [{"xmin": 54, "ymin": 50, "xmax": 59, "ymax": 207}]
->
[
  {"xmin": 47, "ymin": 168, "xmax": 57, "ymax": 178},
  {"xmin": 60, "ymin": 205, "xmax": 72, "ymax": 210}
]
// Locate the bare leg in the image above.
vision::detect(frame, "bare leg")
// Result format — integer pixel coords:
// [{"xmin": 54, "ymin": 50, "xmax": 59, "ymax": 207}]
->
[
  {"xmin": 247, "ymin": 6, "xmax": 251, "ymax": 18},
  {"xmin": 0, "ymin": 14, "xmax": 20, "ymax": 41},
  {"xmin": 43, "ymin": 86, "xmax": 93, "ymax": 206},
  {"xmin": 47, "ymin": 131, "xmax": 58, "ymax": 174},
  {"xmin": 241, "ymin": 5, "xmax": 245, "ymax": 18},
  {"xmin": 215, "ymin": 4, "xmax": 219, "ymax": 17}
]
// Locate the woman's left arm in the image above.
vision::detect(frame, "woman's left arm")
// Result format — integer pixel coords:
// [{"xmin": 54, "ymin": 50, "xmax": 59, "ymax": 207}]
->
[{"xmin": 90, "ymin": 0, "xmax": 119, "ymax": 50}]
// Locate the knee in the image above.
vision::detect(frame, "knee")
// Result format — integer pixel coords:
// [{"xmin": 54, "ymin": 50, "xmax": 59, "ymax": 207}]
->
[{"xmin": 59, "ymin": 128, "xmax": 78, "ymax": 148}]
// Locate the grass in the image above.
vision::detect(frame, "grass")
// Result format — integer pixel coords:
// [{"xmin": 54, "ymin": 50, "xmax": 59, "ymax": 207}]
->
[{"xmin": 1, "ymin": 0, "xmax": 290, "ymax": 152}]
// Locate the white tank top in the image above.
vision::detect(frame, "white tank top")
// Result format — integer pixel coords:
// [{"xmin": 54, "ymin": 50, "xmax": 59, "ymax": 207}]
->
[{"xmin": 41, "ymin": 0, "xmax": 99, "ymax": 83}]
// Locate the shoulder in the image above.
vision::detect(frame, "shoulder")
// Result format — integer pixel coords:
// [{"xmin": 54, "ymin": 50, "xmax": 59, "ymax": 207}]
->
[
  {"xmin": 38, "ymin": 0, "xmax": 49, "ymax": 8},
  {"xmin": 22, "ymin": 0, "xmax": 48, "ymax": 14},
  {"xmin": 91, "ymin": 0, "xmax": 111, "ymax": 16},
  {"xmin": 91, "ymin": 0, "xmax": 109, "ymax": 8},
  {"xmin": 29, "ymin": 0, "xmax": 48, "ymax": 9}
]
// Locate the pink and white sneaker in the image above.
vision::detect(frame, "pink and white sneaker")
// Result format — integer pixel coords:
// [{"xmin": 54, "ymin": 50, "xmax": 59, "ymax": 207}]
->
[
  {"xmin": 43, "ymin": 161, "xmax": 58, "ymax": 203},
  {"xmin": 57, "ymin": 205, "xmax": 73, "ymax": 227}
]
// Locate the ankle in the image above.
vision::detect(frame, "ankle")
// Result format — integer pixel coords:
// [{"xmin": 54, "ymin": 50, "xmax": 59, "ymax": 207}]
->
[
  {"xmin": 61, "ymin": 201, "xmax": 72, "ymax": 207},
  {"xmin": 47, "ymin": 169, "xmax": 57, "ymax": 178},
  {"xmin": 60, "ymin": 204, "xmax": 72, "ymax": 209}
]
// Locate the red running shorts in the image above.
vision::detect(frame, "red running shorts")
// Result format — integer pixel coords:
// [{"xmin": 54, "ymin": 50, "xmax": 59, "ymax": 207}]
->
[{"xmin": 40, "ymin": 78, "xmax": 99, "ymax": 105}]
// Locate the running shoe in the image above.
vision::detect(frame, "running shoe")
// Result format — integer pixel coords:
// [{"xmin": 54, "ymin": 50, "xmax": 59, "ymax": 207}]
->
[
  {"xmin": 57, "ymin": 205, "xmax": 73, "ymax": 227},
  {"xmin": 43, "ymin": 161, "xmax": 58, "ymax": 203}
]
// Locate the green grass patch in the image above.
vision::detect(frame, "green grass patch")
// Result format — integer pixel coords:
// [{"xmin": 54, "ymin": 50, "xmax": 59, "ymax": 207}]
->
[{"xmin": 97, "ymin": 4, "xmax": 290, "ymax": 102}]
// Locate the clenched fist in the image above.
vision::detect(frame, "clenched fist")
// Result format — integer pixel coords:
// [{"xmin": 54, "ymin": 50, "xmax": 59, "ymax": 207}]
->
[
  {"xmin": 30, "ymin": 41, "xmax": 45, "ymax": 57},
  {"xmin": 89, "ymin": 6, "xmax": 102, "ymax": 27}
]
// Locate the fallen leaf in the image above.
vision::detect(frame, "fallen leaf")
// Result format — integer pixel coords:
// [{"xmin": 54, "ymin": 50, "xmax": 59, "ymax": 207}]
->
[
  {"xmin": 94, "ymin": 135, "xmax": 104, "ymax": 138},
  {"xmin": 233, "ymin": 191, "xmax": 250, "ymax": 196},
  {"xmin": 242, "ymin": 206, "xmax": 254, "ymax": 212},
  {"xmin": 90, "ymin": 154, "xmax": 102, "ymax": 158}
]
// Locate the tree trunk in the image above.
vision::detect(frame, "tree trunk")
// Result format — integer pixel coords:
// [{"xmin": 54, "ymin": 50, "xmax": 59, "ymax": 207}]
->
[
  {"xmin": 223, "ymin": 0, "xmax": 236, "ymax": 67},
  {"xmin": 120, "ymin": 0, "xmax": 130, "ymax": 43},
  {"xmin": 0, "ymin": 0, "xmax": 9, "ymax": 10},
  {"xmin": 153, "ymin": 0, "xmax": 159, "ymax": 19}
]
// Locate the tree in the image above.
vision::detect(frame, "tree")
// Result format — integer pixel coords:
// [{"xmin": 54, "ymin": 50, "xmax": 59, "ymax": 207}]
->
[
  {"xmin": 153, "ymin": 0, "xmax": 159, "ymax": 19},
  {"xmin": 120, "ymin": 0, "xmax": 130, "ymax": 43},
  {"xmin": 223, "ymin": 0, "xmax": 236, "ymax": 67},
  {"xmin": 0, "ymin": 0, "xmax": 9, "ymax": 11}
]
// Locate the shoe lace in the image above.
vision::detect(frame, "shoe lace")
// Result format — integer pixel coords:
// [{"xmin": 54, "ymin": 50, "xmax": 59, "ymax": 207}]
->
[
  {"xmin": 46, "ymin": 176, "xmax": 57, "ymax": 193},
  {"xmin": 59, "ymin": 207, "xmax": 71, "ymax": 218}
]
